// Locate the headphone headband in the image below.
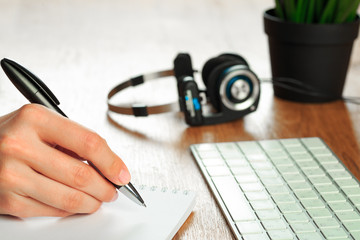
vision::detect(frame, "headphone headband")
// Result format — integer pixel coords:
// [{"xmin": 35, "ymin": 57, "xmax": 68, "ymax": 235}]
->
[{"xmin": 107, "ymin": 69, "xmax": 179, "ymax": 116}]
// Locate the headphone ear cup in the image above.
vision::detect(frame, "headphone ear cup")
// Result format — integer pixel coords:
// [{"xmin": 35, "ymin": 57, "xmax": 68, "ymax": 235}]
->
[
  {"xmin": 217, "ymin": 53, "xmax": 249, "ymax": 67},
  {"xmin": 201, "ymin": 56, "xmax": 226, "ymax": 88},
  {"xmin": 202, "ymin": 54, "xmax": 249, "ymax": 88},
  {"xmin": 206, "ymin": 61, "xmax": 240, "ymax": 111}
]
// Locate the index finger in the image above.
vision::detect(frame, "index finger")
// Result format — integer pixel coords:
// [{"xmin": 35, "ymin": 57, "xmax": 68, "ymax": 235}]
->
[{"xmin": 30, "ymin": 104, "xmax": 131, "ymax": 186}]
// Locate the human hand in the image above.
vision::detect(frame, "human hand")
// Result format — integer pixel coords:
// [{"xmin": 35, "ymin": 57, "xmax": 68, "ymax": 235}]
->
[{"xmin": 0, "ymin": 104, "xmax": 131, "ymax": 218}]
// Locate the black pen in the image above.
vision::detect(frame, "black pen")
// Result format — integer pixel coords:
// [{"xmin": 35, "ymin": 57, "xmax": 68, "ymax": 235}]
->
[{"xmin": 1, "ymin": 58, "xmax": 146, "ymax": 207}]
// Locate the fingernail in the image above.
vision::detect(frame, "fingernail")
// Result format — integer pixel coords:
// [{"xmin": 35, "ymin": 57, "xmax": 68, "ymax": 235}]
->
[
  {"xmin": 118, "ymin": 169, "xmax": 131, "ymax": 184},
  {"xmin": 111, "ymin": 191, "xmax": 119, "ymax": 202}
]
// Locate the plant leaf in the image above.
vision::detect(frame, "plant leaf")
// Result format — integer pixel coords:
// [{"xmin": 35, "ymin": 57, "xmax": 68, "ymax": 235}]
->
[
  {"xmin": 319, "ymin": 0, "xmax": 338, "ymax": 23},
  {"xmin": 284, "ymin": 0, "xmax": 297, "ymax": 22},
  {"xmin": 334, "ymin": 0, "xmax": 360, "ymax": 23},
  {"xmin": 275, "ymin": 0, "xmax": 286, "ymax": 20},
  {"xmin": 306, "ymin": 0, "xmax": 316, "ymax": 23},
  {"xmin": 295, "ymin": 0, "xmax": 307, "ymax": 23},
  {"xmin": 315, "ymin": 0, "xmax": 325, "ymax": 22}
]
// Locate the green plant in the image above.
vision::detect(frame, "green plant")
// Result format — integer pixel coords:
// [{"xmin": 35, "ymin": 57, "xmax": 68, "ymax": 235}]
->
[{"xmin": 275, "ymin": 0, "xmax": 360, "ymax": 23}]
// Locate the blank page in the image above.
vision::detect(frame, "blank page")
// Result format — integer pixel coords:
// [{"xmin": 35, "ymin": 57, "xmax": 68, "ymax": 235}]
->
[{"xmin": 0, "ymin": 186, "xmax": 196, "ymax": 240}]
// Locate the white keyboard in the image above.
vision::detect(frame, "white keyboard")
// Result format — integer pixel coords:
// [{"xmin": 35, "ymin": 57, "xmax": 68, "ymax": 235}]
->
[{"xmin": 190, "ymin": 138, "xmax": 360, "ymax": 240}]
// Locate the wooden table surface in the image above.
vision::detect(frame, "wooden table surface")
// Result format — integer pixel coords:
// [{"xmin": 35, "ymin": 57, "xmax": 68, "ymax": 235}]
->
[{"xmin": 0, "ymin": 1, "xmax": 359, "ymax": 239}]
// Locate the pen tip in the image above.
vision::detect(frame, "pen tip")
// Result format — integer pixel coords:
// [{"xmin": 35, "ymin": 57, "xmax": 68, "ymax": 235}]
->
[{"xmin": 142, "ymin": 203, "xmax": 147, "ymax": 208}]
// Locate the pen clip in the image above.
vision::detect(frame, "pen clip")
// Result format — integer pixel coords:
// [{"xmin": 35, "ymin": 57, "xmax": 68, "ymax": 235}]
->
[{"xmin": 1, "ymin": 58, "xmax": 60, "ymax": 105}]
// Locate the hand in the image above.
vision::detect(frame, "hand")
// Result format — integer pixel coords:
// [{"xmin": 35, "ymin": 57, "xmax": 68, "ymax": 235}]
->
[{"xmin": 0, "ymin": 104, "xmax": 131, "ymax": 218}]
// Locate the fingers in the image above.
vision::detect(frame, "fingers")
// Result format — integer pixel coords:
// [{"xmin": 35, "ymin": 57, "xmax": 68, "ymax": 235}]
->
[
  {"xmin": 0, "ymin": 193, "xmax": 72, "ymax": 218},
  {"xmin": 27, "ymin": 104, "xmax": 131, "ymax": 186},
  {"xmin": 1, "ymin": 160, "xmax": 102, "ymax": 215},
  {"xmin": 26, "ymin": 140, "xmax": 117, "ymax": 203}
]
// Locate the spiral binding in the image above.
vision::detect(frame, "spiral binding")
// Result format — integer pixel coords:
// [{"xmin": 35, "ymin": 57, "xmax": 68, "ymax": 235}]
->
[{"xmin": 136, "ymin": 184, "xmax": 191, "ymax": 195}]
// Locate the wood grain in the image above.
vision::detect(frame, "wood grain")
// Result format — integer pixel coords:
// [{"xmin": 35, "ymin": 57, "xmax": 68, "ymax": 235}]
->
[{"xmin": 0, "ymin": 1, "xmax": 359, "ymax": 239}]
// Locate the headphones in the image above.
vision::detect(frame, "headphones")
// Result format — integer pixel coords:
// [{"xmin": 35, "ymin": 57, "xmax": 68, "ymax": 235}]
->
[{"xmin": 107, "ymin": 53, "xmax": 261, "ymax": 126}]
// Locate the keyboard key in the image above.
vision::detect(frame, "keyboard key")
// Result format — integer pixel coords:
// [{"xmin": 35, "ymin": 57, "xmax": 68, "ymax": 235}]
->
[
  {"xmin": 321, "ymin": 227, "xmax": 348, "ymax": 239},
  {"xmin": 297, "ymin": 231, "xmax": 324, "ymax": 240},
  {"xmin": 251, "ymin": 162, "xmax": 273, "ymax": 170},
  {"xmin": 343, "ymin": 219, "xmax": 360, "ymax": 232},
  {"xmin": 342, "ymin": 187, "xmax": 360, "ymax": 196},
  {"xmin": 256, "ymin": 209, "xmax": 282, "ymax": 220},
  {"xmin": 267, "ymin": 185, "xmax": 291, "ymax": 195},
  {"xmin": 336, "ymin": 211, "xmax": 360, "ymax": 222},
  {"xmin": 336, "ymin": 178, "xmax": 359, "ymax": 188},
  {"xmin": 351, "ymin": 231, "xmax": 360, "ymax": 239},
  {"xmin": 321, "ymin": 162, "xmax": 345, "ymax": 172},
  {"xmin": 308, "ymin": 175, "xmax": 332, "ymax": 185},
  {"xmin": 245, "ymin": 192, "xmax": 269, "ymax": 201},
  {"xmin": 236, "ymin": 221, "xmax": 263, "ymax": 234},
  {"xmin": 271, "ymin": 157, "xmax": 293, "ymax": 166},
  {"xmin": 262, "ymin": 177, "xmax": 284, "ymax": 186},
  {"xmin": 316, "ymin": 155, "xmax": 338, "ymax": 164},
  {"xmin": 281, "ymin": 138, "xmax": 301, "ymax": 147},
  {"xmin": 301, "ymin": 138, "xmax": 324, "ymax": 148},
  {"xmin": 211, "ymin": 176, "xmax": 256, "ymax": 221},
  {"xmin": 322, "ymin": 193, "xmax": 346, "ymax": 203},
  {"xmin": 278, "ymin": 202, "xmax": 303, "ymax": 213},
  {"xmin": 268, "ymin": 150, "xmax": 289, "ymax": 160},
  {"xmin": 297, "ymin": 160, "xmax": 319, "ymax": 170},
  {"xmin": 267, "ymin": 229, "xmax": 294, "ymax": 240},
  {"xmin": 310, "ymin": 148, "xmax": 332, "ymax": 156},
  {"xmin": 224, "ymin": 158, "xmax": 248, "ymax": 167},
  {"xmin": 250, "ymin": 200, "xmax": 275, "ymax": 211},
  {"xmin": 259, "ymin": 140, "xmax": 283, "ymax": 151},
  {"xmin": 328, "ymin": 170, "xmax": 352, "ymax": 180},
  {"xmin": 240, "ymin": 182, "xmax": 264, "ymax": 192},
  {"xmin": 288, "ymin": 181, "xmax": 312, "ymax": 191},
  {"xmin": 242, "ymin": 233, "xmax": 270, "ymax": 240},
  {"xmin": 302, "ymin": 168, "xmax": 326, "ymax": 177},
  {"xmin": 294, "ymin": 190, "xmax": 318, "ymax": 200},
  {"xmin": 307, "ymin": 208, "xmax": 332, "ymax": 218},
  {"xmin": 328, "ymin": 201, "xmax": 354, "ymax": 212},
  {"xmin": 291, "ymin": 221, "xmax": 316, "ymax": 233},
  {"xmin": 262, "ymin": 219, "xmax": 288, "ymax": 230},
  {"xmin": 277, "ymin": 164, "xmax": 299, "ymax": 174},
  {"xmin": 201, "ymin": 158, "xmax": 224, "ymax": 166},
  {"xmin": 230, "ymin": 166, "xmax": 254, "ymax": 175},
  {"xmin": 314, "ymin": 217, "xmax": 340, "ymax": 229},
  {"xmin": 315, "ymin": 184, "xmax": 339, "ymax": 194},
  {"xmin": 301, "ymin": 199, "xmax": 326, "ymax": 209},
  {"xmin": 235, "ymin": 174, "xmax": 258, "ymax": 184},
  {"xmin": 272, "ymin": 193, "xmax": 297, "ymax": 203},
  {"xmin": 349, "ymin": 195, "xmax": 360, "ymax": 207},
  {"xmin": 216, "ymin": 142, "xmax": 239, "ymax": 153},
  {"xmin": 198, "ymin": 150, "xmax": 222, "ymax": 159},
  {"xmin": 284, "ymin": 212, "xmax": 310, "ymax": 223},
  {"xmin": 283, "ymin": 173, "xmax": 306, "ymax": 183},
  {"xmin": 194, "ymin": 143, "xmax": 216, "ymax": 151}
]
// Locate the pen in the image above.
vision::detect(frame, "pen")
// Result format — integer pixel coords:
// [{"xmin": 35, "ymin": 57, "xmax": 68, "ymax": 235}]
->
[{"xmin": 0, "ymin": 58, "xmax": 146, "ymax": 207}]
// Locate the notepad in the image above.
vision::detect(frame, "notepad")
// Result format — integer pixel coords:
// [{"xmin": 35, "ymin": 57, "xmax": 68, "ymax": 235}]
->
[{"xmin": 0, "ymin": 185, "xmax": 196, "ymax": 240}]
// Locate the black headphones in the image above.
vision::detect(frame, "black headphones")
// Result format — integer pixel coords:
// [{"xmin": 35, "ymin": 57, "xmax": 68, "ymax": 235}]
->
[{"xmin": 107, "ymin": 53, "xmax": 261, "ymax": 126}]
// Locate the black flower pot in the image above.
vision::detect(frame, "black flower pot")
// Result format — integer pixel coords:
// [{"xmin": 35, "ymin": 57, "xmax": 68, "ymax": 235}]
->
[{"xmin": 264, "ymin": 9, "xmax": 360, "ymax": 102}]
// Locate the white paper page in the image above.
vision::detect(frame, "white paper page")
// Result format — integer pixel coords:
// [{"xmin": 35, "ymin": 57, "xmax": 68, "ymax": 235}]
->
[{"xmin": 0, "ymin": 186, "xmax": 196, "ymax": 240}]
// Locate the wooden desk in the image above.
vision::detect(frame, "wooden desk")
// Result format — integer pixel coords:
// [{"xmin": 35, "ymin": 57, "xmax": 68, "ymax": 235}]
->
[{"xmin": 0, "ymin": 1, "xmax": 359, "ymax": 239}]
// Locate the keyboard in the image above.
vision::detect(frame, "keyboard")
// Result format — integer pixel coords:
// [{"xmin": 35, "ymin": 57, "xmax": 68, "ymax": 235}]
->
[{"xmin": 190, "ymin": 138, "xmax": 360, "ymax": 240}]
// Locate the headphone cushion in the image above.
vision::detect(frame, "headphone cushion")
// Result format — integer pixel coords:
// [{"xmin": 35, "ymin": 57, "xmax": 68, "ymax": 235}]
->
[
  {"xmin": 217, "ymin": 53, "xmax": 249, "ymax": 66},
  {"xmin": 202, "ymin": 54, "xmax": 248, "ymax": 88},
  {"xmin": 206, "ymin": 60, "xmax": 240, "ymax": 111}
]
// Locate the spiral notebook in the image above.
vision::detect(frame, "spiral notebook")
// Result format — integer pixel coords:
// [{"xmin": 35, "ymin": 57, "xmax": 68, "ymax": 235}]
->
[{"xmin": 0, "ymin": 185, "xmax": 196, "ymax": 240}]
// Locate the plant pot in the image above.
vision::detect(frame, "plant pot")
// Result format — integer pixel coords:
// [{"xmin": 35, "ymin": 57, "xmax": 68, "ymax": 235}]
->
[{"xmin": 264, "ymin": 9, "xmax": 360, "ymax": 103}]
